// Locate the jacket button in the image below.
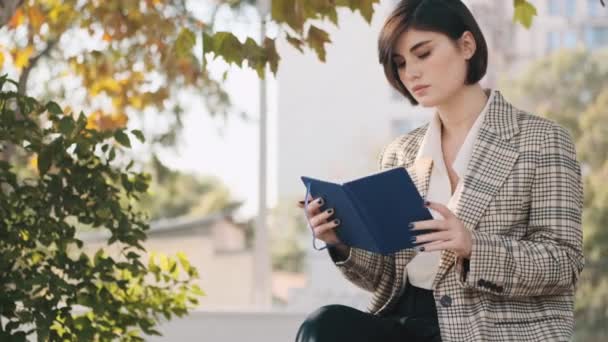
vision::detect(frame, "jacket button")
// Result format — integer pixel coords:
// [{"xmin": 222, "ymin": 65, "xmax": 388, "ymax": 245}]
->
[
  {"xmin": 439, "ymin": 295, "xmax": 452, "ymax": 307},
  {"xmin": 477, "ymin": 279, "xmax": 486, "ymax": 287}
]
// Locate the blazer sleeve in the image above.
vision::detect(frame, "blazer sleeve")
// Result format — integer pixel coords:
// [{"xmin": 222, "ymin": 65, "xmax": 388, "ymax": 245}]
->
[
  {"xmin": 326, "ymin": 143, "xmax": 395, "ymax": 292},
  {"xmin": 455, "ymin": 124, "xmax": 584, "ymax": 297}
]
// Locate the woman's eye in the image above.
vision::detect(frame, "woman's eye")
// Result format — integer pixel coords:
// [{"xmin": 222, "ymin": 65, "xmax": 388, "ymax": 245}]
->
[
  {"xmin": 397, "ymin": 62, "xmax": 406, "ymax": 69},
  {"xmin": 418, "ymin": 51, "xmax": 431, "ymax": 59}
]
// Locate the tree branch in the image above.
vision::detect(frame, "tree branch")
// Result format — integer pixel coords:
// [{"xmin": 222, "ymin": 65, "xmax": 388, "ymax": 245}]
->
[{"xmin": 17, "ymin": 40, "xmax": 57, "ymax": 95}]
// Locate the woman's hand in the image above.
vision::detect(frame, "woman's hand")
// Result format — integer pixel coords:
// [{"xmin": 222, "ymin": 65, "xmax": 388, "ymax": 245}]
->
[
  {"xmin": 297, "ymin": 195, "xmax": 342, "ymax": 245},
  {"xmin": 410, "ymin": 201, "xmax": 472, "ymax": 259}
]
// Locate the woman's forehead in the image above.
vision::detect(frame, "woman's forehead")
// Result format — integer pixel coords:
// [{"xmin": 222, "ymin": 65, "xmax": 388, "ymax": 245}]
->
[{"xmin": 394, "ymin": 30, "xmax": 445, "ymax": 54}]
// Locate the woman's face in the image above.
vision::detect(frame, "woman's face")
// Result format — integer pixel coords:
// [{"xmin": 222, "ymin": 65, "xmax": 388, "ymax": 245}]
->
[{"xmin": 393, "ymin": 29, "xmax": 476, "ymax": 107}]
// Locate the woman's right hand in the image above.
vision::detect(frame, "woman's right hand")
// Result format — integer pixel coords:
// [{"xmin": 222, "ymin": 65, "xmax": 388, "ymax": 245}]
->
[{"xmin": 297, "ymin": 195, "xmax": 342, "ymax": 245}]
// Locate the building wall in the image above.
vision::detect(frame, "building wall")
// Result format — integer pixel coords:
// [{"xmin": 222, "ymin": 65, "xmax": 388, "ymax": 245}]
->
[{"xmin": 275, "ymin": 0, "xmax": 431, "ymax": 201}]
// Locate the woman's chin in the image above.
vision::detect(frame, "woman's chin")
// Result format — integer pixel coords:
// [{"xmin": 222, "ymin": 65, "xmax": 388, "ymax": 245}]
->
[{"xmin": 415, "ymin": 96, "xmax": 436, "ymax": 107}]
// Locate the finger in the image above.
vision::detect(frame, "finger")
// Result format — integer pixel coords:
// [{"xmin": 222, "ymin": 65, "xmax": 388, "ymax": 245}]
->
[
  {"xmin": 413, "ymin": 231, "xmax": 452, "ymax": 244},
  {"xmin": 297, "ymin": 194, "xmax": 315, "ymax": 207},
  {"xmin": 418, "ymin": 240, "xmax": 452, "ymax": 253},
  {"xmin": 416, "ymin": 239, "xmax": 446, "ymax": 250},
  {"xmin": 425, "ymin": 201, "xmax": 455, "ymax": 219},
  {"xmin": 310, "ymin": 208, "xmax": 335, "ymax": 227},
  {"xmin": 314, "ymin": 218, "xmax": 341, "ymax": 236},
  {"xmin": 410, "ymin": 219, "xmax": 449, "ymax": 231},
  {"xmin": 304, "ymin": 197, "xmax": 325, "ymax": 215}
]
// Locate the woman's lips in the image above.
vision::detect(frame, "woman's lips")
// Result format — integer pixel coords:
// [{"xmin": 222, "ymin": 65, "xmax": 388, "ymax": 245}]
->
[{"xmin": 413, "ymin": 85, "xmax": 430, "ymax": 94}]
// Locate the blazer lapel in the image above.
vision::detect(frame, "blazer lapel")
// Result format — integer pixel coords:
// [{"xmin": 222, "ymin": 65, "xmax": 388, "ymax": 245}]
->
[
  {"xmin": 431, "ymin": 90, "xmax": 521, "ymax": 289},
  {"xmin": 405, "ymin": 157, "xmax": 433, "ymax": 199}
]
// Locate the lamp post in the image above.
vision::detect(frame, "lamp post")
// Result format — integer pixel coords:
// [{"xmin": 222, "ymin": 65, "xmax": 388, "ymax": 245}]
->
[{"xmin": 253, "ymin": 0, "xmax": 271, "ymax": 309}]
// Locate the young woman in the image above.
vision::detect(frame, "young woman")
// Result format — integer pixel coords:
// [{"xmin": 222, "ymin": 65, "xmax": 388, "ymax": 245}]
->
[{"xmin": 295, "ymin": 0, "xmax": 584, "ymax": 341}]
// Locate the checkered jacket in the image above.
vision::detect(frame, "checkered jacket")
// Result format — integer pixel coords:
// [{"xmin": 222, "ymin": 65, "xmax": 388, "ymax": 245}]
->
[{"xmin": 331, "ymin": 90, "xmax": 584, "ymax": 341}]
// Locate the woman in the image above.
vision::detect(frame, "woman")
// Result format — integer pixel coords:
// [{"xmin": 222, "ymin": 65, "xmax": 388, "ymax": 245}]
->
[{"xmin": 295, "ymin": 0, "xmax": 584, "ymax": 341}]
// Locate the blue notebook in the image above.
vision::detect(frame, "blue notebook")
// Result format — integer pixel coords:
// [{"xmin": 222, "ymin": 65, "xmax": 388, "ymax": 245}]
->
[{"xmin": 301, "ymin": 167, "xmax": 434, "ymax": 255}]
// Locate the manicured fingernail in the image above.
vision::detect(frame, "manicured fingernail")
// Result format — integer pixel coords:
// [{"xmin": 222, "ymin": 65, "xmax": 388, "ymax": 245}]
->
[
  {"xmin": 317, "ymin": 198, "xmax": 324, "ymax": 205},
  {"xmin": 418, "ymin": 246, "xmax": 425, "ymax": 252},
  {"xmin": 298, "ymin": 200, "xmax": 305, "ymax": 204},
  {"xmin": 424, "ymin": 201, "xmax": 430, "ymax": 207},
  {"xmin": 410, "ymin": 237, "xmax": 416, "ymax": 243},
  {"xmin": 326, "ymin": 208, "xmax": 334, "ymax": 214},
  {"xmin": 333, "ymin": 219, "xmax": 340, "ymax": 225},
  {"xmin": 408, "ymin": 222, "xmax": 414, "ymax": 229}
]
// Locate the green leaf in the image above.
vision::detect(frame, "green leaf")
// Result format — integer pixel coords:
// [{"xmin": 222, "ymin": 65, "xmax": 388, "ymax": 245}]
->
[
  {"xmin": 513, "ymin": 0, "xmax": 537, "ymax": 29},
  {"xmin": 114, "ymin": 130, "xmax": 131, "ymax": 148},
  {"xmin": 46, "ymin": 101, "xmax": 63, "ymax": 115},
  {"xmin": 38, "ymin": 148, "xmax": 52, "ymax": 175},
  {"xmin": 175, "ymin": 28, "xmax": 196, "ymax": 58},
  {"xmin": 58, "ymin": 116, "xmax": 75, "ymax": 136},
  {"xmin": 131, "ymin": 129, "xmax": 145, "ymax": 143}
]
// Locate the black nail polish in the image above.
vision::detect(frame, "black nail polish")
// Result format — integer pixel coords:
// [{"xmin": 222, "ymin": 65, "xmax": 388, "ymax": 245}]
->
[
  {"xmin": 410, "ymin": 237, "xmax": 417, "ymax": 243},
  {"xmin": 327, "ymin": 208, "xmax": 334, "ymax": 214},
  {"xmin": 408, "ymin": 222, "xmax": 414, "ymax": 229},
  {"xmin": 333, "ymin": 219, "xmax": 341, "ymax": 225},
  {"xmin": 317, "ymin": 198, "xmax": 324, "ymax": 205},
  {"xmin": 424, "ymin": 201, "xmax": 430, "ymax": 207},
  {"xmin": 419, "ymin": 246, "xmax": 425, "ymax": 252}
]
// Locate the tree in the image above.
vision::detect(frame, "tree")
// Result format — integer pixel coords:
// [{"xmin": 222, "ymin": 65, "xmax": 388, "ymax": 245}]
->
[
  {"xmin": 501, "ymin": 48, "xmax": 608, "ymax": 341},
  {"xmin": 138, "ymin": 155, "xmax": 238, "ymax": 221},
  {"xmin": 0, "ymin": 75, "xmax": 203, "ymax": 341}
]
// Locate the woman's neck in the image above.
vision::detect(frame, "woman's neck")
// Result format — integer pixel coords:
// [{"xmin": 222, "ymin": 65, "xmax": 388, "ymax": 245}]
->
[{"xmin": 436, "ymin": 84, "xmax": 489, "ymax": 141}]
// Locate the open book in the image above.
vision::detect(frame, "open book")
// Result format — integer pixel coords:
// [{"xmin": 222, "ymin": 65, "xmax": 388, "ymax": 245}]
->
[{"xmin": 301, "ymin": 167, "xmax": 433, "ymax": 255}]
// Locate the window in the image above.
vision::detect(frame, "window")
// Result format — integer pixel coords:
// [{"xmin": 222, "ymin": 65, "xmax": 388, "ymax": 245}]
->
[
  {"xmin": 548, "ymin": 0, "xmax": 562, "ymax": 15},
  {"xmin": 564, "ymin": 30, "xmax": 578, "ymax": 48},
  {"xmin": 587, "ymin": 0, "xmax": 606, "ymax": 16},
  {"xmin": 564, "ymin": 0, "xmax": 576, "ymax": 17},
  {"xmin": 546, "ymin": 31, "xmax": 561, "ymax": 52},
  {"xmin": 585, "ymin": 26, "xmax": 608, "ymax": 48}
]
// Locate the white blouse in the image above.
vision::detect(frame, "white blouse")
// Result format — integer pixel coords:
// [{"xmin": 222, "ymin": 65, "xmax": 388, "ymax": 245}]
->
[{"xmin": 406, "ymin": 89, "xmax": 496, "ymax": 290}]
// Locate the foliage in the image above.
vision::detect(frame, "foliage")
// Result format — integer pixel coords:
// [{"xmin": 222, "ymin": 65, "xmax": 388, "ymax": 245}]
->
[
  {"xmin": 138, "ymin": 155, "xmax": 239, "ymax": 221},
  {"xmin": 0, "ymin": 75, "xmax": 203, "ymax": 341},
  {"xmin": 268, "ymin": 199, "xmax": 308, "ymax": 273},
  {"xmin": 501, "ymin": 48, "xmax": 608, "ymax": 341}
]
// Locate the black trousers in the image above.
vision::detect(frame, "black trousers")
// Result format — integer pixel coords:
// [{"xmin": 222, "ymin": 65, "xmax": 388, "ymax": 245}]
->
[{"xmin": 295, "ymin": 280, "xmax": 442, "ymax": 342}]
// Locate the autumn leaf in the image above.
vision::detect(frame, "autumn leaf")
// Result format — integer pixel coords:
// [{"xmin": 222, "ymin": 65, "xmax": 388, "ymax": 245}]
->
[
  {"xmin": 28, "ymin": 6, "xmax": 45, "ymax": 33},
  {"xmin": 8, "ymin": 8, "xmax": 24, "ymax": 29},
  {"xmin": 513, "ymin": 0, "xmax": 537, "ymax": 29},
  {"xmin": 13, "ymin": 46, "xmax": 34, "ymax": 69},
  {"xmin": 175, "ymin": 28, "xmax": 196, "ymax": 58},
  {"xmin": 0, "ymin": 52, "xmax": 4, "ymax": 69},
  {"xmin": 285, "ymin": 32, "xmax": 304, "ymax": 53},
  {"xmin": 307, "ymin": 25, "xmax": 331, "ymax": 62}
]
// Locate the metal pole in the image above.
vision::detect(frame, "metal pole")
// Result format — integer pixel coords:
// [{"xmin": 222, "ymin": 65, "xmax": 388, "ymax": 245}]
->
[{"xmin": 253, "ymin": 14, "xmax": 271, "ymax": 308}]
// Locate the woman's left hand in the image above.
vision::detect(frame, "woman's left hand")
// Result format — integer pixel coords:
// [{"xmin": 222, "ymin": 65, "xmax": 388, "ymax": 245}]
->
[{"xmin": 410, "ymin": 201, "xmax": 472, "ymax": 259}]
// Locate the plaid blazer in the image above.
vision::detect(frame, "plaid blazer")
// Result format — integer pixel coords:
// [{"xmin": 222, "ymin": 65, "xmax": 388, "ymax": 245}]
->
[{"xmin": 331, "ymin": 90, "xmax": 584, "ymax": 341}]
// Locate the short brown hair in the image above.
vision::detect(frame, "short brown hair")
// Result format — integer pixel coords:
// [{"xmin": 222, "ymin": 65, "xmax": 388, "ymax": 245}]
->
[{"xmin": 378, "ymin": 0, "xmax": 488, "ymax": 105}]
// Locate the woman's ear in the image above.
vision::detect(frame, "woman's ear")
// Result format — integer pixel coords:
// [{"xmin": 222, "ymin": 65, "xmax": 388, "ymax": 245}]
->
[{"xmin": 459, "ymin": 31, "xmax": 476, "ymax": 60}]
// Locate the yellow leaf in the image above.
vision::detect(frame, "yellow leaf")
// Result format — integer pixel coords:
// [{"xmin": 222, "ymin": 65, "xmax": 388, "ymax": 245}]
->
[
  {"xmin": 13, "ymin": 46, "xmax": 34, "ymax": 69},
  {"xmin": 0, "ymin": 52, "xmax": 4, "ymax": 69},
  {"xmin": 513, "ymin": 0, "xmax": 537, "ymax": 29},
  {"xmin": 29, "ymin": 154, "xmax": 38, "ymax": 171},
  {"xmin": 8, "ymin": 8, "xmax": 24, "ymax": 29}
]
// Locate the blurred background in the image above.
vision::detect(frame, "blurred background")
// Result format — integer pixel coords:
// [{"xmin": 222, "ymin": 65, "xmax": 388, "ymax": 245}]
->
[{"xmin": 0, "ymin": 0, "xmax": 607, "ymax": 341}]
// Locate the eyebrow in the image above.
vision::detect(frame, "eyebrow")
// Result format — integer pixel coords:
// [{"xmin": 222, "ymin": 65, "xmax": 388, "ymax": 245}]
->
[{"xmin": 392, "ymin": 40, "xmax": 432, "ymax": 58}]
